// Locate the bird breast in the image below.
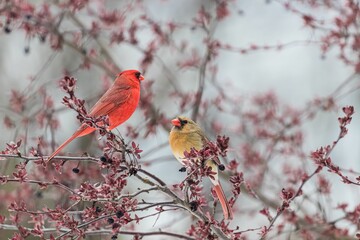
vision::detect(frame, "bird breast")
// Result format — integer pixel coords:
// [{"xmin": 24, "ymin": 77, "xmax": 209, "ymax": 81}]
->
[{"xmin": 169, "ymin": 130, "xmax": 203, "ymax": 163}]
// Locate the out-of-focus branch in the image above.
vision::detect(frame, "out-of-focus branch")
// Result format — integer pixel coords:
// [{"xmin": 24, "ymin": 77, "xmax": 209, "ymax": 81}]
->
[{"xmin": 191, "ymin": 22, "xmax": 217, "ymax": 121}]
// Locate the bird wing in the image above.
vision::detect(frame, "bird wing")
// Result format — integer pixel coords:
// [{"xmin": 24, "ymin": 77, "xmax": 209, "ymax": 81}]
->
[{"xmin": 89, "ymin": 84, "xmax": 131, "ymax": 117}]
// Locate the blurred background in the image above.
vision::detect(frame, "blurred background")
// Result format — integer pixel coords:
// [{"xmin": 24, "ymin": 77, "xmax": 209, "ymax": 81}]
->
[{"xmin": 0, "ymin": 0, "xmax": 359, "ymax": 239}]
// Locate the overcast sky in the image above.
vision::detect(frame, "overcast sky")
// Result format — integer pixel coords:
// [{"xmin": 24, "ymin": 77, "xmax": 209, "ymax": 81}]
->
[{"xmin": 0, "ymin": 1, "xmax": 359, "ymax": 238}]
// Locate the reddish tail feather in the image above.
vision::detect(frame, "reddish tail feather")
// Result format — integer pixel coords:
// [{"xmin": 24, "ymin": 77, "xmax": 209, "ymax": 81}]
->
[
  {"xmin": 46, "ymin": 124, "xmax": 95, "ymax": 163},
  {"xmin": 213, "ymin": 184, "xmax": 233, "ymax": 220}
]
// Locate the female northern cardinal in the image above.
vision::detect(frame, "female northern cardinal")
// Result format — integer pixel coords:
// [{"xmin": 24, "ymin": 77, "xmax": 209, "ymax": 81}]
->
[
  {"xmin": 169, "ymin": 116, "xmax": 233, "ymax": 220},
  {"xmin": 46, "ymin": 69, "xmax": 144, "ymax": 163}
]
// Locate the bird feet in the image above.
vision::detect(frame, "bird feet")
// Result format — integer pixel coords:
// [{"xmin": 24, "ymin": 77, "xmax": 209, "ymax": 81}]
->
[
  {"xmin": 179, "ymin": 167, "xmax": 186, "ymax": 172},
  {"xmin": 218, "ymin": 164, "xmax": 225, "ymax": 171},
  {"xmin": 189, "ymin": 201, "xmax": 198, "ymax": 212}
]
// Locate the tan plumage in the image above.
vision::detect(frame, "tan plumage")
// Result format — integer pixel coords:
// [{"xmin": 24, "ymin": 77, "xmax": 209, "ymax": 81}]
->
[{"xmin": 169, "ymin": 116, "xmax": 233, "ymax": 220}]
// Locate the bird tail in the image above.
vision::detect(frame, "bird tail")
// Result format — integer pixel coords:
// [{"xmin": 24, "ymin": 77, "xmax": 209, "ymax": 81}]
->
[
  {"xmin": 213, "ymin": 184, "xmax": 233, "ymax": 220},
  {"xmin": 46, "ymin": 125, "xmax": 95, "ymax": 164}
]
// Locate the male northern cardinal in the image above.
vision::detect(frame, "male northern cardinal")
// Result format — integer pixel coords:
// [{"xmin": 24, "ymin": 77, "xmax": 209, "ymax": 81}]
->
[
  {"xmin": 169, "ymin": 116, "xmax": 233, "ymax": 220},
  {"xmin": 46, "ymin": 69, "xmax": 144, "ymax": 163}
]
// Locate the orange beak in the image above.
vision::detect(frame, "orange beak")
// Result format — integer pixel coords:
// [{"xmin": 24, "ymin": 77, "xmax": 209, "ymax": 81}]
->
[
  {"xmin": 171, "ymin": 118, "xmax": 181, "ymax": 127},
  {"xmin": 139, "ymin": 75, "xmax": 145, "ymax": 81}
]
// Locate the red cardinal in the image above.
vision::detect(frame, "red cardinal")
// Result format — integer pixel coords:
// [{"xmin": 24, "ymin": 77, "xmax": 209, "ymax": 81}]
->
[
  {"xmin": 169, "ymin": 117, "xmax": 233, "ymax": 220},
  {"xmin": 46, "ymin": 69, "xmax": 144, "ymax": 163}
]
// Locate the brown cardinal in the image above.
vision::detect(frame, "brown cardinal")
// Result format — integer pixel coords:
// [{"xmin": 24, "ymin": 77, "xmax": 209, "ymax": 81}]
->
[
  {"xmin": 46, "ymin": 69, "xmax": 144, "ymax": 163},
  {"xmin": 169, "ymin": 116, "xmax": 233, "ymax": 220}
]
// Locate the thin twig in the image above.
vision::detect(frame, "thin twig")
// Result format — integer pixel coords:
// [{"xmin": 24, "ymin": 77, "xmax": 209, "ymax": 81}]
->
[{"xmin": 0, "ymin": 154, "xmax": 98, "ymax": 162}]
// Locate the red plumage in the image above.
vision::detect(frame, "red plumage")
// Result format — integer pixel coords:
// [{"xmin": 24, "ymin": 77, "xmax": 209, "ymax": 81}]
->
[{"xmin": 46, "ymin": 69, "xmax": 144, "ymax": 163}]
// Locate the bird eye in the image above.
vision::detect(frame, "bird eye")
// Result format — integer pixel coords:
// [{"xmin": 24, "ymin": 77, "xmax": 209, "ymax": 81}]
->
[
  {"xmin": 135, "ymin": 72, "xmax": 141, "ymax": 79},
  {"xmin": 181, "ymin": 119, "xmax": 188, "ymax": 125}
]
